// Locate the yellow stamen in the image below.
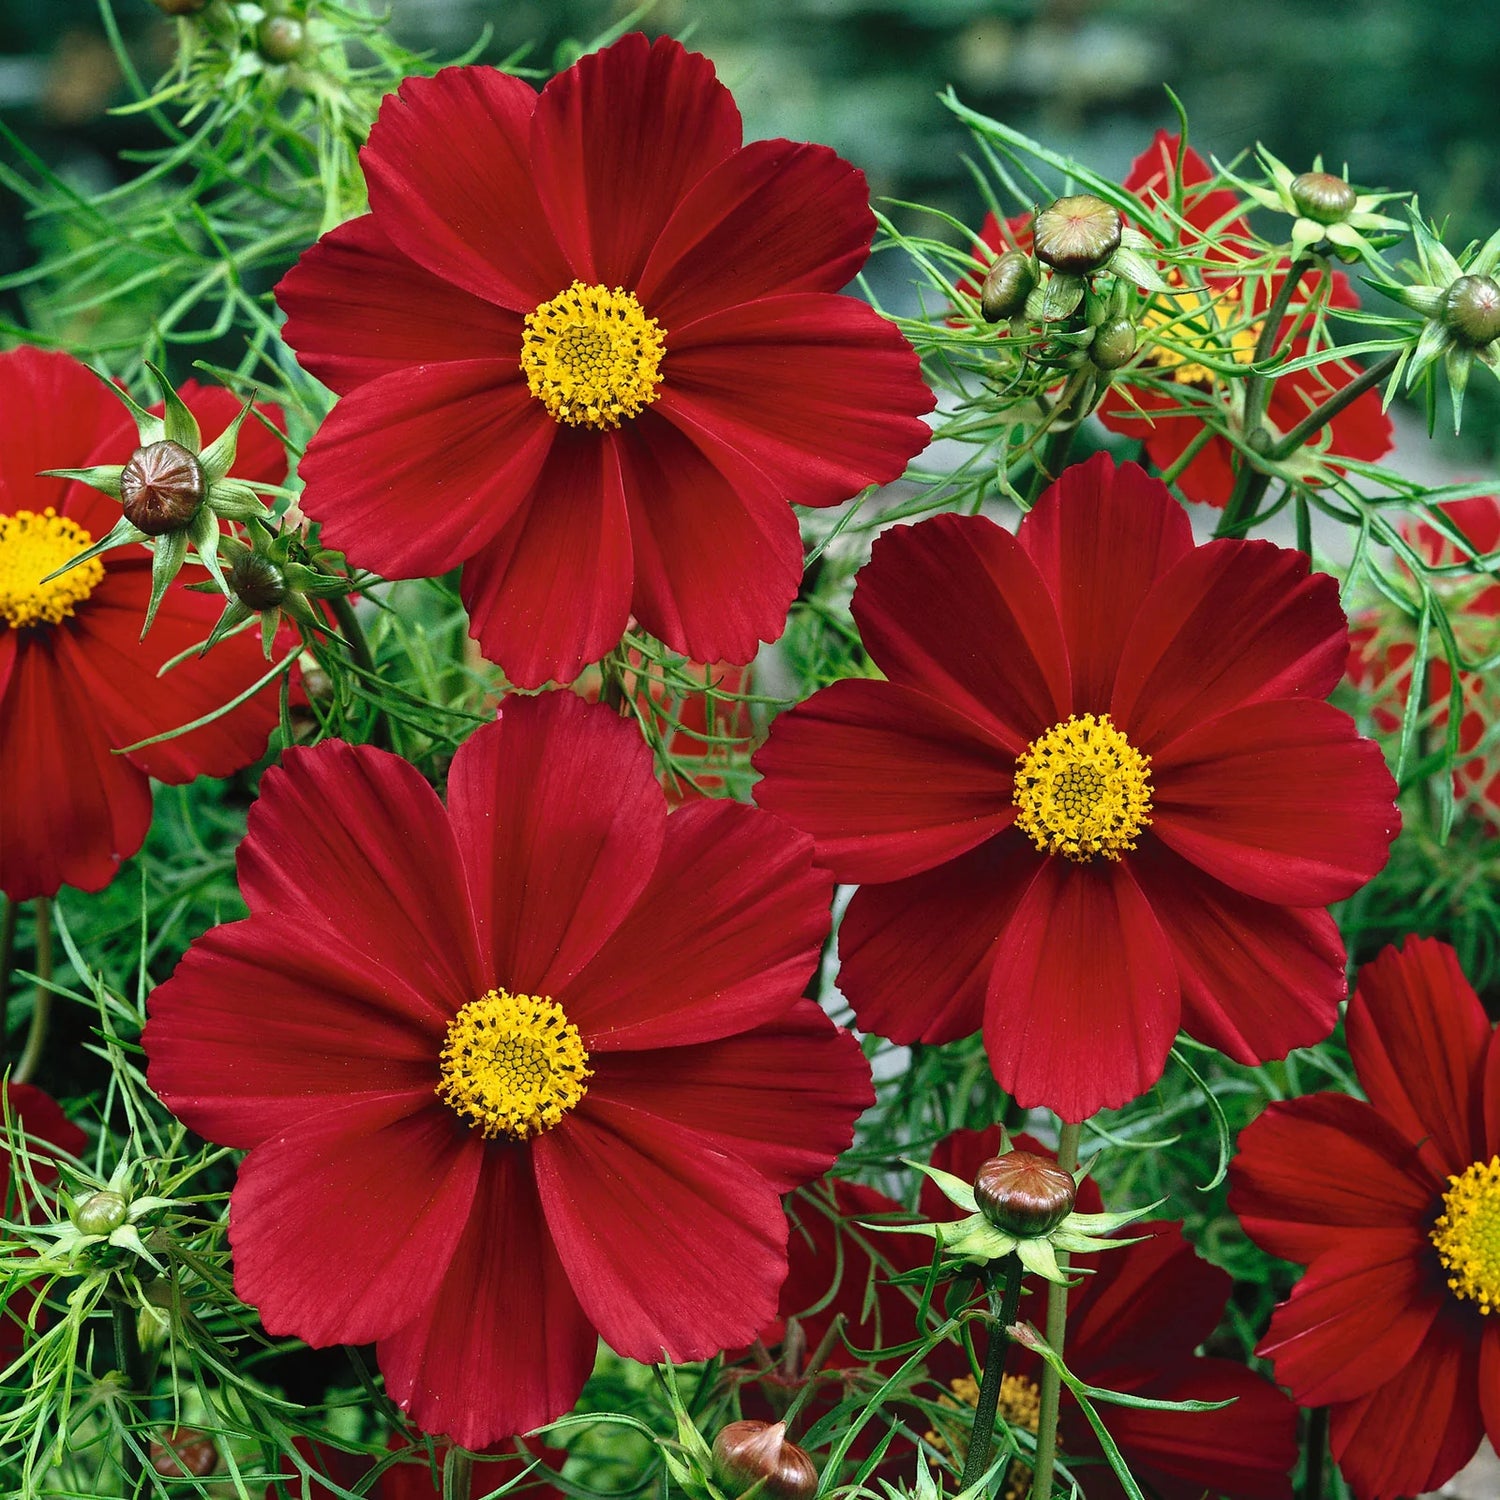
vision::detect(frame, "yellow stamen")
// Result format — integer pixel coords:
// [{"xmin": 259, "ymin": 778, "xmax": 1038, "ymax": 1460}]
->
[
  {"xmin": 436, "ymin": 988, "xmax": 592, "ymax": 1141},
  {"xmin": 1432, "ymin": 1155, "xmax": 1500, "ymax": 1314},
  {"xmin": 931, "ymin": 1374, "xmax": 1043, "ymax": 1500},
  {"xmin": 521, "ymin": 280, "xmax": 665, "ymax": 430},
  {"xmin": 1013, "ymin": 713, "xmax": 1153, "ymax": 862},
  {"xmin": 1140, "ymin": 277, "xmax": 1258, "ymax": 387},
  {"xmin": 0, "ymin": 509, "xmax": 104, "ymax": 629}
]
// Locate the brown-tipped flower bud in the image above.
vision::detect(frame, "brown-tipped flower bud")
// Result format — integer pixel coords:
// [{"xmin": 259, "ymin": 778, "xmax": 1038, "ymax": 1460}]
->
[
  {"xmin": 149, "ymin": 1429, "xmax": 219, "ymax": 1478},
  {"xmin": 120, "ymin": 441, "xmax": 204, "ymax": 535},
  {"xmin": 1443, "ymin": 274, "xmax": 1500, "ymax": 348},
  {"xmin": 1290, "ymin": 171, "xmax": 1357, "ymax": 226},
  {"xmin": 257, "ymin": 15, "xmax": 306, "ymax": 63},
  {"xmin": 980, "ymin": 251, "xmax": 1036, "ymax": 323},
  {"xmin": 229, "ymin": 550, "xmax": 288, "ymax": 611},
  {"xmin": 1033, "ymin": 194, "xmax": 1122, "ymax": 275},
  {"xmin": 712, "ymin": 1420, "xmax": 818, "ymax": 1500},
  {"xmin": 73, "ymin": 1190, "xmax": 129, "ymax": 1236},
  {"xmin": 974, "ymin": 1151, "xmax": 1076, "ymax": 1238},
  {"xmin": 1090, "ymin": 317, "xmax": 1137, "ymax": 370}
]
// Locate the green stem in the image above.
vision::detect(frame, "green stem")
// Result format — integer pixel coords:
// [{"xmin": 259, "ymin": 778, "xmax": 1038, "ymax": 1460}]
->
[
  {"xmin": 111, "ymin": 1297, "xmax": 147, "ymax": 1498},
  {"xmin": 1241, "ymin": 257, "xmax": 1315, "ymax": 439},
  {"xmin": 0, "ymin": 897, "xmax": 17, "ymax": 1074},
  {"xmin": 958, "ymin": 1254, "xmax": 1027, "ymax": 1492},
  {"xmin": 1029, "ymin": 1120, "xmax": 1082, "ymax": 1500},
  {"xmin": 1267, "ymin": 351, "xmax": 1401, "ymax": 461},
  {"xmin": 1302, "ymin": 1407, "xmax": 1328, "ymax": 1500},
  {"xmin": 443, "ymin": 1447, "xmax": 473, "ymax": 1500},
  {"xmin": 329, "ymin": 592, "xmax": 389, "ymax": 749},
  {"xmin": 11, "ymin": 899, "xmax": 52, "ymax": 1087}
]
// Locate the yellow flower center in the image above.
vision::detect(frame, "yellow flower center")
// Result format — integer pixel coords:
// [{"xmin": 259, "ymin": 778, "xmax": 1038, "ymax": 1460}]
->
[
  {"xmin": 1140, "ymin": 278, "xmax": 1258, "ymax": 387},
  {"xmin": 1432, "ymin": 1155, "xmax": 1500, "ymax": 1314},
  {"xmin": 435, "ymin": 988, "xmax": 592, "ymax": 1141},
  {"xmin": 1013, "ymin": 713, "xmax": 1153, "ymax": 862},
  {"xmin": 521, "ymin": 280, "xmax": 666, "ymax": 430},
  {"xmin": 0, "ymin": 509, "xmax": 104, "ymax": 629}
]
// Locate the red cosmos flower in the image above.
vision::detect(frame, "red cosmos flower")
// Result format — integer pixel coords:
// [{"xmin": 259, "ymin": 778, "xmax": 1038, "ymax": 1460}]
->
[
  {"xmin": 0, "ymin": 346, "xmax": 290, "ymax": 901},
  {"xmin": 1347, "ymin": 494, "xmax": 1500, "ymax": 827},
  {"xmin": 1, "ymin": 1083, "xmax": 86, "ymax": 1364},
  {"xmin": 753, "ymin": 451, "xmax": 1400, "ymax": 1121},
  {"xmin": 1231, "ymin": 936, "xmax": 1500, "ymax": 1500},
  {"xmin": 276, "ymin": 33, "xmax": 934, "ymax": 691},
  {"xmin": 143, "ymin": 692, "xmax": 872, "ymax": 1446}
]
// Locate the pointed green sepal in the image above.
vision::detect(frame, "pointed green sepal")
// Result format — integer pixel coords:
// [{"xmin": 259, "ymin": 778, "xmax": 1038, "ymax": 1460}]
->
[
  {"xmin": 259, "ymin": 608, "xmax": 282, "ymax": 658},
  {"xmin": 86, "ymin": 364, "xmax": 163, "ymax": 446},
  {"xmin": 38, "ymin": 464, "xmax": 125, "ymax": 500},
  {"xmin": 1015, "ymin": 1234, "xmax": 1065, "ymax": 1283},
  {"xmin": 146, "ymin": 361, "xmax": 201, "ymax": 452},
  {"xmin": 199, "ymin": 394, "xmax": 257, "ymax": 483},
  {"xmin": 901, "ymin": 1157, "xmax": 979, "ymax": 1214},
  {"xmin": 187, "ymin": 506, "xmax": 230, "ymax": 597},
  {"xmin": 39, "ymin": 514, "xmax": 147, "ymax": 583},
  {"xmin": 203, "ymin": 599, "xmax": 256, "ymax": 653},
  {"xmin": 1446, "ymin": 343, "xmax": 1474, "ymax": 433},
  {"xmin": 1038, "ymin": 273, "xmax": 1086, "ymax": 322},
  {"xmin": 1108, "ymin": 245, "xmax": 1168, "ymax": 293},
  {"xmin": 207, "ymin": 477, "xmax": 271, "ymax": 521},
  {"xmin": 142, "ymin": 529, "xmax": 190, "ymax": 639}
]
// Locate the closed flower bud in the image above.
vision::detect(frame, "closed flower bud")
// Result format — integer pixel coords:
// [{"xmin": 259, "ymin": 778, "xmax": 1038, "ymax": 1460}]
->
[
  {"xmin": 712, "ymin": 1420, "xmax": 818, "ymax": 1500},
  {"xmin": 974, "ymin": 1151, "xmax": 1076, "ymax": 1237},
  {"xmin": 73, "ymin": 1190, "xmax": 129, "ymax": 1236},
  {"xmin": 1090, "ymin": 317, "xmax": 1137, "ymax": 370},
  {"xmin": 1290, "ymin": 171, "xmax": 1357, "ymax": 226},
  {"xmin": 229, "ymin": 550, "xmax": 288, "ymax": 611},
  {"xmin": 980, "ymin": 252, "xmax": 1036, "ymax": 322},
  {"xmin": 120, "ymin": 440, "xmax": 205, "ymax": 535},
  {"xmin": 258, "ymin": 16, "xmax": 306, "ymax": 64},
  {"xmin": 1033, "ymin": 195, "xmax": 1122, "ymax": 274},
  {"xmin": 1442, "ymin": 274, "xmax": 1500, "ymax": 348},
  {"xmin": 149, "ymin": 1429, "xmax": 219, "ymax": 1478}
]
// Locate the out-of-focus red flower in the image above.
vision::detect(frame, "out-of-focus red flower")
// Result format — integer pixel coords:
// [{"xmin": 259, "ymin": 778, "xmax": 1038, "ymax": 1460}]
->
[
  {"xmin": 277, "ymin": 34, "xmax": 933, "ymax": 690},
  {"xmin": 0, "ymin": 347, "xmax": 291, "ymax": 900},
  {"xmin": 1347, "ymin": 494, "xmax": 1500, "ymax": 827},
  {"xmin": 1231, "ymin": 936, "xmax": 1500, "ymax": 1499},
  {"xmin": 755, "ymin": 451, "xmax": 1399, "ymax": 1120},
  {"xmin": 145, "ymin": 692, "xmax": 872, "ymax": 1445}
]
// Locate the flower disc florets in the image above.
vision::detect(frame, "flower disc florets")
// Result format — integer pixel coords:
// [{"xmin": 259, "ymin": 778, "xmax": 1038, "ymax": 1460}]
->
[
  {"xmin": 0, "ymin": 509, "xmax": 105, "ymax": 629},
  {"xmin": 1431, "ymin": 1155, "xmax": 1500, "ymax": 1314}
]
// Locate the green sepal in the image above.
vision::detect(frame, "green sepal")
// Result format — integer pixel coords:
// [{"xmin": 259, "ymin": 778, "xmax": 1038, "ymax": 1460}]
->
[
  {"xmin": 86, "ymin": 364, "xmax": 163, "ymax": 446},
  {"xmin": 207, "ymin": 477, "xmax": 271, "ymax": 520},
  {"xmin": 1406, "ymin": 317, "xmax": 1452, "ymax": 385},
  {"xmin": 1473, "ymin": 225, "xmax": 1500, "ymax": 278},
  {"xmin": 203, "ymin": 599, "xmax": 256, "ymax": 653},
  {"xmin": 37, "ymin": 464, "xmax": 124, "ymax": 500},
  {"xmin": 1108, "ymin": 245, "xmax": 1168, "ymax": 293},
  {"xmin": 283, "ymin": 564, "xmax": 351, "ymax": 598},
  {"xmin": 260, "ymin": 608, "xmax": 282, "ymax": 658},
  {"xmin": 1446, "ymin": 343, "xmax": 1474, "ymax": 433},
  {"xmin": 147, "ymin": 360, "xmax": 201, "ymax": 452},
  {"xmin": 142, "ymin": 529, "xmax": 190, "ymax": 639},
  {"xmin": 187, "ymin": 506, "xmax": 230, "ymax": 597},
  {"xmin": 198, "ymin": 393, "xmax": 256, "ymax": 483},
  {"xmin": 1015, "ymin": 1234, "xmax": 1065, "ymax": 1282},
  {"xmin": 1038, "ymin": 273, "xmax": 1085, "ymax": 321},
  {"xmin": 39, "ymin": 514, "xmax": 146, "ymax": 584},
  {"xmin": 1063, "ymin": 1203, "xmax": 1161, "ymax": 1235},
  {"xmin": 902, "ymin": 1156, "xmax": 978, "ymax": 1213}
]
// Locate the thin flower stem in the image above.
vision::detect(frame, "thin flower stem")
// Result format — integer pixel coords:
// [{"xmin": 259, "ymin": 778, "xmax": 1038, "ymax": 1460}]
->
[
  {"xmin": 1302, "ymin": 1407, "xmax": 1328, "ymax": 1500},
  {"xmin": 329, "ymin": 593, "xmax": 390, "ymax": 749},
  {"xmin": 443, "ymin": 1448, "xmax": 473, "ymax": 1500},
  {"xmin": 958, "ymin": 1253, "xmax": 1026, "ymax": 1492},
  {"xmin": 1267, "ymin": 351, "xmax": 1401, "ymax": 461},
  {"xmin": 0, "ymin": 897, "xmax": 17, "ymax": 1073},
  {"xmin": 1242, "ymin": 257, "xmax": 1315, "ymax": 440},
  {"xmin": 11, "ymin": 899, "xmax": 52, "ymax": 1088},
  {"xmin": 111, "ymin": 1297, "xmax": 147, "ymax": 1498},
  {"xmin": 1026, "ymin": 371, "xmax": 1094, "ymax": 503},
  {"xmin": 1029, "ymin": 1119, "xmax": 1082, "ymax": 1500}
]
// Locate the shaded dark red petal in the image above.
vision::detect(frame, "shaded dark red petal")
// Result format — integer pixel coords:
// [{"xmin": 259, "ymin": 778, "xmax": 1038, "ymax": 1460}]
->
[
  {"xmin": 1131, "ymin": 840, "xmax": 1346, "ymax": 1065},
  {"xmin": 530, "ymin": 33, "xmax": 741, "ymax": 290},
  {"xmin": 0, "ymin": 629, "xmax": 152, "ymax": 901},
  {"xmin": 444, "ymin": 695, "xmax": 664, "ymax": 996},
  {"xmin": 837, "ymin": 834, "xmax": 1040, "ymax": 1046},
  {"xmin": 615, "ymin": 409, "xmax": 802, "ymax": 665},
  {"xmin": 1327, "ymin": 1308, "xmax": 1484, "ymax": 1500},
  {"xmin": 362, "ymin": 67, "xmax": 569, "ymax": 312},
  {"xmin": 297, "ymin": 360, "xmax": 554, "ymax": 580},
  {"xmin": 230, "ymin": 1098, "xmax": 483, "ymax": 1347},
  {"xmin": 1110, "ymin": 537, "xmax": 1350, "ymax": 752},
  {"xmin": 565, "ymin": 800, "xmax": 830, "ymax": 1051},
  {"xmin": 751, "ymin": 679, "xmax": 1015, "ymax": 884},
  {"xmin": 986, "ymin": 856, "xmax": 1179, "ymax": 1120},
  {"xmin": 1123, "ymin": 130, "xmax": 1253, "ymax": 248},
  {"xmin": 1, "ymin": 1082, "xmax": 86, "ymax": 1204},
  {"xmin": 533, "ymin": 1099, "xmax": 788, "ymax": 1363},
  {"xmin": 658, "ymin": 294, "xmax": 933, "ymax": 510},
  {"xmin": 850, "ymin": 513, "xmax": 1070, "ymax": 751},
  {"xmin": 378, "ymin": 1149, "xmax": 598, "ymax": 1446},
  {"xmin": 277, "ymin": 215, "xmax": 522, "ymax": 396},
  {"xmin": 1346, "ymin": 936, "xmax": 1492, "ymax": 1178},
  {"xmin": 1150, "ymin": 699, "xmax": 1398, "ymax": 905},
  {"xmin": 458, "ymin": 430, "xmax": 633, "ymax": 687},
  {"xmin": 639, "ymin": 140, "xmax": 873, "ymax": 324},
  {"xmin": 1017, "ymin": 453, "xmax": 1195, "ymax": 708},
  {"xmin": 1488, "ymin": 1028, "xmax": 1500, "ymax": 1156}
]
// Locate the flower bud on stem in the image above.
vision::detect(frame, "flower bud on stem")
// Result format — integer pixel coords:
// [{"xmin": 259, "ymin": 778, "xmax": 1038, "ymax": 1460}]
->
[{"xmin": 957, "ymin": 1252, "xmax": 1028, "ymax": 1492}]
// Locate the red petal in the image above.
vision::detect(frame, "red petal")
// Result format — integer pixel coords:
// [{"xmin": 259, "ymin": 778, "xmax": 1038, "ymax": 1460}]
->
[
  {"xmin": 0, "ymin": 629, "xmax": 151, "ymax": 900},
  {"xmin": 565, "ymin": 800, "xmax": 830, "ymax": 1050},
  {"xmin": 459, "ymin": 431, "xmax": 633, "ymax": 687},
  {"xmin": 1229, "ymin": 1094, "xmax": 1439, "ymax": 1265},
  {"xmin": 1327, "ymin": 1310, "xmax": 1483, "ymax": 1500},
  {"xmin": 231, "ymin": 1098, "xmax": 482, "ymax": 1346},
  {"xmin": 530, "ymin": 34, "xmax": 741, "ymax": 288},
  {"xmin": 444, "ymin": 697, "xmax": 665, "ymax": 995},
  {"xmin": 362, "ymin": 67, "xmax": 569, "ymax": 311},
  {"xmin": 838, "ymin": 835, "xmax": 1040, "ymax": 1046},
  {"xmin": 378, "ymin": 1149, "xmax": 597, "ymax": 1445},
  {"xmin": 1123, "ymin": 131, "xmax": 1253, "ymax": 246},
  {"xmin": 752, "ymin": 679, "xmax": 1016, "ymax": 883},
  {"xmin": 985, "ymin": 856, "xmax": 1179, "ymax": 1120},
  {"xmin": 1347, "ymin": 937, "xmax": 1491, "ymax": 1177},
  {"xmin": 297, "ymin": 361, "xmax": 554, "ymax": 579},
  {"xmin": 657, "ymin": 294, "xmax": 932, "ymax": 509},
  {"xmin": 1150, "ymin": 699, "xmax": 1398, "ymax": 905},
  {"xmin": 615, "ymin": 410, "xmax": 802, "ymax": 664},
  {"xmin": 850, "ymin": 513, "xmax": 1070, "ymax": 752},
  {"xmin": 1131, "ymin": 839, "xmax": 1346, "ymax": 1064},
  {"xmin": 1110, "ymin": 538, "xmax": 1351, "ymax": 752},
  {"xmin": 534, "ymin": 1100, "xmax": 788, "ymax": 1362},
  {"xmin": 277, "ymin": 215, "xmax": 521, "ymax": 396},
  {"xmin": 1018, "ymin": 453, "xmax": 1195, "ymax": 708},
  {"xmin": 639, "ymin": 140, "xmax": 872, "ymax": 324},
  {"xmin": 584, "ymin": 1003, "xmax": 870, "ymax": 1191},
  {"xmin": 1257, "ymin": 1232, "xmax": 1443, "ymax": 1405}
]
